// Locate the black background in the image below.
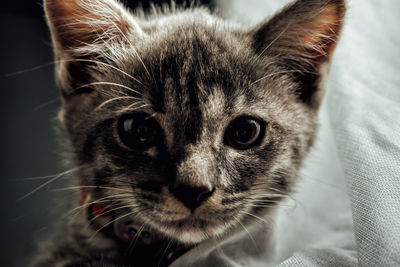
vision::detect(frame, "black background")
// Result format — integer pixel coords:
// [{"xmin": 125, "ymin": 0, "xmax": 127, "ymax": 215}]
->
[{"xmin": 0, "ymin": 0, "xmax": 213, "ymax": 266}]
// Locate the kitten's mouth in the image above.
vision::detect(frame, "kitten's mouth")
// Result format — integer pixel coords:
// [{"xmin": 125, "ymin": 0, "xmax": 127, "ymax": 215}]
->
[
  {"xmin": 86, "ymin": 195, "xmax": 218, "ymax": 246},
  {"xmin": 84, "ymin": 187, "xmax": 231, "ymax": 245},
  {"xmin": 87, "ymin": 201, "xmax": 195, "ymax": 262}
]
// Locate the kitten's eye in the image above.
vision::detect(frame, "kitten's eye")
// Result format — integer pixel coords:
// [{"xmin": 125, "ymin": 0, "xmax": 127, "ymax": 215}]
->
[
  {"xmin": 224, "ymin": 116, "xmax": 265, "ymax": 150},
  {"xmin": 117, "ymin": 113, "xmax": 160, "ymax": 150}
]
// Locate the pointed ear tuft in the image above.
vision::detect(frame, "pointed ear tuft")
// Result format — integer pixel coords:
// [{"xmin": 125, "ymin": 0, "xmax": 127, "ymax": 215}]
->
[
  {"xmin": 44, "ymin": 0, "xmax": 142, "ymax": 94},
  {"xmin": 44, "ymin": 0, "xmax": 140, "ymax": 53},
  {"xmin": 251, "ymin": 0, "xmax": 346, "ymax": 108},
  {"xmin": 296, "ymin": 2, "xmax": 345, "ymax": 59}
]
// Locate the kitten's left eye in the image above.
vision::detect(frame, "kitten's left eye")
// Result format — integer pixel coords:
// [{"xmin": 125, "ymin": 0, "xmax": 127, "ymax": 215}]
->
[
  {"xmin": 224, "ymin": 116, "xmax": 265, "ymax": 150},
  {"xmin": 117, "ymin": 112, "xmax": 160, "ymax": 150}
]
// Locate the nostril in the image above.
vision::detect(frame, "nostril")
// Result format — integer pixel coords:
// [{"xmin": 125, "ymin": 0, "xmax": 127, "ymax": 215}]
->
[
  {"xmin": 197, "ymin": 187, "xmax": 215, "ymax": 204},
  {"xmin": 170, "ymin": 183, "xmax": 215, "ymax": 212}
]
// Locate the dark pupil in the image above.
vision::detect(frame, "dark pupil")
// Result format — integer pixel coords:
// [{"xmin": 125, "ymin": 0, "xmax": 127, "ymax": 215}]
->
[
  {"xmin": 235, "ymin": 127, "xmax": 251, "ymax": 143},
  {"xmin": 124, "ymin": 119, "xmax": 152, "ymax": 143},
  {"xmin": 118, "ymin": 113, "xmax": 160, "ymax": 150},
  {"xmin": 136, "ymin": 124, "xmax": 150, "ymax": 142},
  {"xmin": 233, "ymin": 121, "xmax": 256, "ymax": 144}
]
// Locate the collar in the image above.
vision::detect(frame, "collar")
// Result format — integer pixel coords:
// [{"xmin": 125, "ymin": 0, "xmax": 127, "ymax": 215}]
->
[{"xmin": 80, "ymin": 185, "xmax": 193, "ymax": 266}]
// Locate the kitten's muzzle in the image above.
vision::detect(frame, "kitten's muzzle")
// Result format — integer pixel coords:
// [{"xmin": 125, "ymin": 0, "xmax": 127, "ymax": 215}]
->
[{"xmin": 169, "ymin": 182, "xmax": 215, "ymax": 212}]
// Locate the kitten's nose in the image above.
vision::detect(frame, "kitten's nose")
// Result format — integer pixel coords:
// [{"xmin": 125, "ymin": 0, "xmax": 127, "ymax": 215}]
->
[{"xmin": 170, "ymin": 183, "xmax": 215, "ymax": 212}]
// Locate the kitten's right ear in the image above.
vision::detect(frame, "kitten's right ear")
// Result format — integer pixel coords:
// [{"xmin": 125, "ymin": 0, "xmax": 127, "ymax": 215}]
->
[{"xmin": 44, "ymin": 0, "xmax": 143, "ymax": 96}]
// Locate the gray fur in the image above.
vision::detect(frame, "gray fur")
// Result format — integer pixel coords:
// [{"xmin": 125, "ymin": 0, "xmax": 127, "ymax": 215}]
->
[{"xmin": 33, "ymin": 0, "xmax": 345, "ymax": 266}]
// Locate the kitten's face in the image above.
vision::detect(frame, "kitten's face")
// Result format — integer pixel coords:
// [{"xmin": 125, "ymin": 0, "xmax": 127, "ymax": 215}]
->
[{"xmin": 45, "ymin": 0, "xmax": 345, "ymax": 244}]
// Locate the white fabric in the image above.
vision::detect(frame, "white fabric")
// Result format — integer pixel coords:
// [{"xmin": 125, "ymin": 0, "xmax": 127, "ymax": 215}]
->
[{"xmin": 172, "ymin": 0, "xmax": 400, "ymax": 266}]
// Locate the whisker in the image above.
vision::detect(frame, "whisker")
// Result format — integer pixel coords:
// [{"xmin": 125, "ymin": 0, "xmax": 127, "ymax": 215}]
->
[
  {"xmin": 234, "ymin": 217, "xmax": 259, "ymax": 252},
  {"xmin": 146, "ymin": 112, "xmax": 158, "ymax": 119},
  {"xmin": 5, "ymin": 59, "xmax": 142, "ymax": 86},
  {"xmin": 248, "ymin": 201, "xmax": 296, "ymax": 209},
  {"xmin": 241, "ymin": 211, "xmax": 268, "ymax": 225},
  {"xmin": 64, "ymin": 193, "xmax": 132, "ymax": 217},
  {"xmin": 89, "ymin": 209, "xmax": 141, "ymax": 241},
  {"xmin": 249, "ymin": 196, "xmax": 286, "ymax": 202},
  {"xmin": 211, "ymin": 237, "xmax": 229, "ymax": 260},
  {"xmin": 95, "ymin": 96, "xmax": 141, "ymax": 110},
  {"xmin": 248, "ymin": 204, "xmax": 275, "ymax": 208},
  {"xmin": 158, "ymin": 238, "xmax": 173, "ymax": 266},
  {"xmin": 127, "ymin": 223, "xmax": 146, "ymax": 252},
  {"xmin": 249, "ymin": 198, "xmax": 283, "ymax": 203},
  {"xmin": 4, "ymin": 61, "xmax": 56, "ymax": 77},
  {"xmin": 248, "ymin": 193, "xmax": 287, "ymax": 199},
  {"xmin": 63, "ymin": 198, "xmax": 119, "ymax": 221},
  {"xmin": 18, "ymin": 167, "xmax": 80, "ymax": 201},
  {"xmin": 254, "ymin": 23, "xmax": 291, "ymax": 62},
  {"xmin": 75, "ymin": 81, "xmax": 141, "ymax": 95},
  {"xmin": 14, "ymin": 169, "xmax": 77, "ymax": 181},
  {"xmin": 105, "ymin": 18, "xmax": 152, "ymax": 79},
  {"xmin": 249, "ymin": 70, "xmax": 297, "ymax": 86},
  {"xmin": 87, "ymin": 203, "xmax": 138, "ymax": 226},
  {"xmin": 70, "ymin": 59, "xmax": 143, "ymax": 85},
  {"xmin": 53, "ymin": 185, "xmax": 132, "ymax": 193},
  {"xmin": 118, "ymin": 103, "xmax": 150, "ymax": 114},
  {"xmin": 33, "ymin": 98, "xmax": 60, "ymax": 111},
  {"xmin": 249, "ymin": 193, "xmax": 287, "ymax": 198}
]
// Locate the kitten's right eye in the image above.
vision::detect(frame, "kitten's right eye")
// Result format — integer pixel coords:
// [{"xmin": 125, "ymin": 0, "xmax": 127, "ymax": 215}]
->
[{"xmin": 117, "ymin": 112, "xmax": 160, "ymax": 150}]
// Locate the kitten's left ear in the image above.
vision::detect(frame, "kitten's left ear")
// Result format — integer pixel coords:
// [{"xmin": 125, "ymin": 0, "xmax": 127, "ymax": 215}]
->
[
  {"xmin": 44, "ymin": 0, "xmax": 143, "ymax": 95},
  {"xmin": 250, "ymin": 0, "xmax": 346, "ymax": 108}
]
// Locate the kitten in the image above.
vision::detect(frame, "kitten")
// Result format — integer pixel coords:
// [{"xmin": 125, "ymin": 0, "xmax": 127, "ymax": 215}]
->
[{"xmin": 33, "ymin": 0, "xmax": 345, "ymax": 266}]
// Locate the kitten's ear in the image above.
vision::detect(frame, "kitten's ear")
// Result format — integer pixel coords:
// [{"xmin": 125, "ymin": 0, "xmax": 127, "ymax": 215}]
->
[
  {"xmin": 44, "ymin": 0, "xmax": 143, "ymax": 95},
  {"xmin": 250, "ymin": 0, "xmax": 346, "ymax": 108}
]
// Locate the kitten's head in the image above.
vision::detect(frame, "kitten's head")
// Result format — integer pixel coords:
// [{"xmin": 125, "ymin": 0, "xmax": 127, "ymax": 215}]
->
[{"xmin": 45, "ymin": 0, "xmax": 345, "ymax": 244}]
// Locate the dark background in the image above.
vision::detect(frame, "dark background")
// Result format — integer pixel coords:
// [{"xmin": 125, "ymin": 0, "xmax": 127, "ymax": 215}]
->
[{"xmin": 0, "ymin": 0, "xmax": 214, "ymax": 266}]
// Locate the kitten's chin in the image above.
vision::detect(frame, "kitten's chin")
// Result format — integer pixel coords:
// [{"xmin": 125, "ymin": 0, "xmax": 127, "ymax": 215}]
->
[
  {"xmin": 174, "ymin": 226, "xmax": 224, "ymax": 244},
  {"xmin": 175, "ymin": 230, "xmax": 211, "ymax": 244},
  {"xmin": 158, "ymin": 219, "xmax": 231, "ymax": 245}
]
